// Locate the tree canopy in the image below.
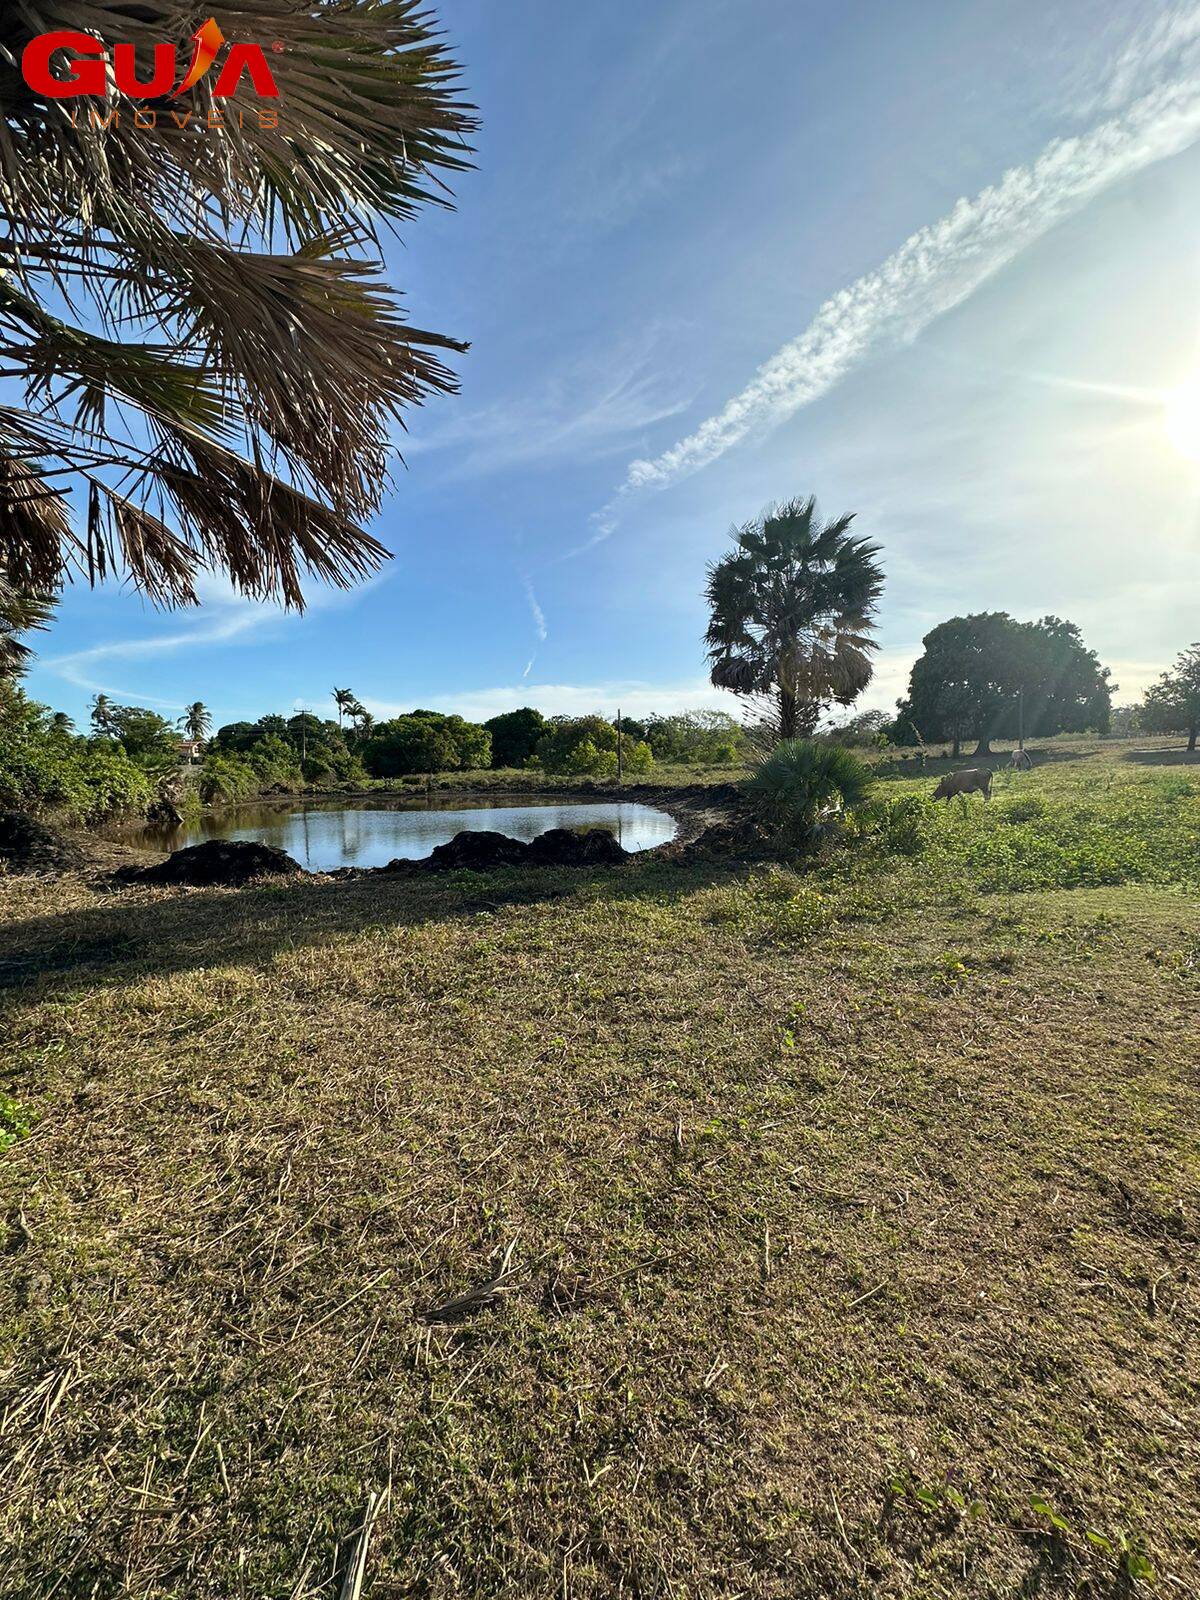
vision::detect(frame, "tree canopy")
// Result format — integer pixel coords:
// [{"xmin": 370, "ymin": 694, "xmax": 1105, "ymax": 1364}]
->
[
  {"xmin": 896, "ymin": 613, "xmax": 1112, "ymax": 755},
  {"xmin": 361, "ymin": 712, "xmax": 490, "ymax": 776},
  {"xmin": 705, "ymin": 498, "xmax": 884, "ymax": 740},
  {"xmin": 0, "ymin": 3, "xmax": 475, "ymax": 612},
  {"xmin": 483, "ymin": 707, "xmax": 547, "ymax": 768},
  {"xmin": 1141, "ymin": 644, "xmax": 1200, "ymax": 751}
]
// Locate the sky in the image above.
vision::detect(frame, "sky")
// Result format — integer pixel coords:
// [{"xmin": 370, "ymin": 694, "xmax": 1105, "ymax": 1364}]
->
[{"xmin": 24, "ymin": 0, "xmax": 1200, "ymax": 731}]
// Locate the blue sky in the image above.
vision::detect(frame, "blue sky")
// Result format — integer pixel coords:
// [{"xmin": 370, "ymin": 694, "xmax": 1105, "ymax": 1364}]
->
[{"xmin": 26, "ymin": 0, "xmax": 1200, "ymax": 730}]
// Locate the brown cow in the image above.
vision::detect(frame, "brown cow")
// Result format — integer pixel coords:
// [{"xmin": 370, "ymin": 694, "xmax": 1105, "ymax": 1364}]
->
[{"xmin": 932, "ymin": 768, "xmax": 993, "ymax": 802}]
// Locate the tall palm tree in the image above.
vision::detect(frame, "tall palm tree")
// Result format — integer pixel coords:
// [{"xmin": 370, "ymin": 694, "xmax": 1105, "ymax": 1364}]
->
[
  {"xmin": 90, "ymin": 693, "xmax": 115, "ymax": 737},
  {"xmin": 705, "ymin": 498, "xmax": 885, "ymax": 741},
  {"xmin": 0, "ymin": 5, "xmax": 476, "ymax": 611},
  {"xmin": 180, "ymin": 702, "xmax": 212, "ymax": 742},
  {"xmin": 332, "ymin": 687, "xmax": 357, "ymax": 728},
  {"xmin": 349, "ymin": 699, "xmax": 373, "ymax": 744}
]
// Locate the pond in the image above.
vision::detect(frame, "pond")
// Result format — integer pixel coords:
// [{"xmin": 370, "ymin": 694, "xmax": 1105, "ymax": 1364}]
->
[{"xmin": 141, "ymin": 795, "xmax": 678, "ymax": 873}]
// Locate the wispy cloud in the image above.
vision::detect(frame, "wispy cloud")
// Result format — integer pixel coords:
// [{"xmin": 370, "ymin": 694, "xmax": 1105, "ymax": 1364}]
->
[
  {"xmin": 42, "ymin": 573, "xmax": 389, "ymax": 707},
  {"xmin": 582, "ymin": 48, "xmax": 1200, "ymax": 550},
  {"xmin": 407, "ymin": 334, "xmax": 694, "ymax": 479},
  {"xmin": 523, "ymin": 578, "xmax": 547, "ymax": 643},
  {"xmin": 519, "ymin": 575, "xmax": 548, "ymax": 680},
  {"xmin": 44, "ymin": 604, "xmax": 270, "ymax": 707}
]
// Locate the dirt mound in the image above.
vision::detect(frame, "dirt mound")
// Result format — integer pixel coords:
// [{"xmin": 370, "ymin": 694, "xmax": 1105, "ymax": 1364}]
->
[
  {"xmin": 0, "ymin": 812, "xmax": 82, "ymax": 875},
  {"xmin": 426, "ymin": 827, "xmax": 628, "ymax": 872},
  {"xmin": 135, "ymin": 838, "xmax": 304, "ymax": 887},
  {"xmin": 526, "ymin": 827, "xmax": 625, "ymax": 866},
  {"xmin": 427, "ymin": 830, "xmax": 530, "ymax": 870}
]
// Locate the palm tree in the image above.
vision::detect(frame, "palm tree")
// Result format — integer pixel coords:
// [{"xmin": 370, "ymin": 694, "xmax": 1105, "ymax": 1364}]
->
[
  {"xmin": 90, "ymin": 693, "xmax": 116, "ymax": 738},
  {"xmin": 705, "ymin": 498, "xmax": 885, "ymax": 741},
  {"xmin": 349, "ymin": 700, "xmax": 374, "ymax": 744},
  {"xmin": 180, "ymin": 702, "xmax": 212, "ymax": 742},
  {"xmin": 0, "ymin": 580, "xmax": 54, "ymax": 676},
  {"xmin": 0, "ymin": 5, "xmax": 476, "ymax": 612},
  {"xmin": 332, "ymin": 687, "xmax": 357, "ymax": 728}
]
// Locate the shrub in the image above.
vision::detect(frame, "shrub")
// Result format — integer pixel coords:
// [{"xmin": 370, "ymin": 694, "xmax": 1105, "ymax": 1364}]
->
[
  {"xmin": 857, "ymin": 792, "xmax": 938, "ymax": 856},
  {"xmin": 197, "ymin": 753, "xmax": 259, "ymax": 805},
  {"xmin": 0, "ymin": 686, "xmax": 153, "ymax": 821},
  {"xmin": 561, "ymin": 738, "xmax": 617, "ymax": 777},
  {"xmin": 624, "ymin": 740, "xmax": 654, "ymax": 776},
  {"xmin": 534, "ymin": 716, "xmax": 653, "ymax": 776},
  {"xmin": 746, "ymin": 739, "xmax": 874, "ymax": 848}
]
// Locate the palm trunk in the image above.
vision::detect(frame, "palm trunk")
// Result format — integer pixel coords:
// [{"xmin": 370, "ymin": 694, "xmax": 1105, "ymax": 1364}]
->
[
  {"xmin": 778, "ymin": 686, "xmax": 798, "ymax": 742},
  {"xmin": 1189, "ymin": 725, "xmax": 1197, "ymax": 753},
  {"xmin": 951, "ymin": 734, "xmax": 961, "ymax": 759}
]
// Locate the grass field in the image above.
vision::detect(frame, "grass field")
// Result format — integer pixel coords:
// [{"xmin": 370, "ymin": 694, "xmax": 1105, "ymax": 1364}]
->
[{"xmin": 2, "ymin": 740, "xmax": 1198, "ymax": 1597}]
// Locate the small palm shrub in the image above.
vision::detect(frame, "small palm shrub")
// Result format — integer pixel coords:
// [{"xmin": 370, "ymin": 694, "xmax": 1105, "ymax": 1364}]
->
[{"xmin": 746, "ymin": 739, "xmax": 874, "ymax": 848}]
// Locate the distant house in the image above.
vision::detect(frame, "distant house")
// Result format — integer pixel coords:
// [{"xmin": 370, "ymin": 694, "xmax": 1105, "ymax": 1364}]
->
[{"xmin": 178, "ymin": 739, "xmax": 205, "ymax": 765}]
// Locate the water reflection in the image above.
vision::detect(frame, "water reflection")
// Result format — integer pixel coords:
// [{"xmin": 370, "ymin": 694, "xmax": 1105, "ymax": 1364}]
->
[{"xmin": 143, "ymin": 796, "xmax": 677, "ymax": 872}]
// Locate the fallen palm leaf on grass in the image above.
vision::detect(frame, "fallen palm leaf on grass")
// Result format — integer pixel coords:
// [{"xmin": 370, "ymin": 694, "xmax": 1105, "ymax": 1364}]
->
[{"xmin": 418, "ymin": 1239, "xmax": 521, "ymax": 1324}]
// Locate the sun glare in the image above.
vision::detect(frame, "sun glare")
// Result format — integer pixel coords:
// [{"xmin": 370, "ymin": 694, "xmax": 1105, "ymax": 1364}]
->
[{"xmin": 1163, "ymin": 374, "xmax": 1200, "ymax": 462}]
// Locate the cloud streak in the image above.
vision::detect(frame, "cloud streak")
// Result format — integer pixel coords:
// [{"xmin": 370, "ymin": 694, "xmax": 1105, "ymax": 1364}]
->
[{"xmin": 585, "ymin": 56, "xmax": 1200, "ymax": 547}]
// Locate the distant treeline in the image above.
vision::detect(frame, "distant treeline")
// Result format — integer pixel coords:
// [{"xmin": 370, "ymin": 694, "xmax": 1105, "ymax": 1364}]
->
[{"xmin": 201, "ymin": 706, "xmax": 750, "ymax": 796}]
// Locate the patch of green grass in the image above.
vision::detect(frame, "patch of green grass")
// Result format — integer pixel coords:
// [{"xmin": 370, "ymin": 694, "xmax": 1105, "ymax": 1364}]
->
[{"xmin": 0, "ymin": 1089, "xmax": 31, "ymax": 1152}]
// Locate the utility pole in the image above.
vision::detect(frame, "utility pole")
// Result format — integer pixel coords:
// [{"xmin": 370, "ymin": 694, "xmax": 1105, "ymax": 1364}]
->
[
  {"xmin": 1018, "ymin": 686, "xmax": 1025, "ymax": 753},
  {"xmin": 616, "ymin": 706, "xmax": 623, "ymax": 784}
]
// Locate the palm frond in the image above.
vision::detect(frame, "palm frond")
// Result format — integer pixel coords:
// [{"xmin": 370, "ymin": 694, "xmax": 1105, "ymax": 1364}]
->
[{"xmin": 0, "ymin": 1, "xmax": 475, "ymax": 608}]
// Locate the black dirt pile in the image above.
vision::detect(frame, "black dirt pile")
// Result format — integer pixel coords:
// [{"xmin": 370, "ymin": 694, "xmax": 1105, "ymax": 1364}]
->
[
  {"xmin": 0, "ymin": 812, "xmax": 82, "ymax": 876},
  {"xmin": 414, "ymin": 827, "xmax": 628, "ymax": 873},
  {"xmin": 128, "ymin": 839, "xmax": 304, "ymax": 887}
]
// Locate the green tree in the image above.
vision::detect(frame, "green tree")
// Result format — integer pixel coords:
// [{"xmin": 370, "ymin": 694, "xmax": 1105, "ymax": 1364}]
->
[
  {"xmin": 899, "ymin": 613, "xmax": 1111, "ymax": 757},
  {"xmin": 0, "ymin": 5, "xmax": 474, "ymax": 612},
  {"xmin": 705, "ymin": 497, "xmax": 885, "ymax": 740},
  {"xmin": 332, "ymin": 688, "xmax": 357, "ymax": 728},
  {"xmin": 107, "ymin": 705, "xmax": 181, "ymax": 771},
  {"xmin": 442, "ymin": 716, "xmax": 491, "ymax": 770},
  {"xmin": 1141, "ymin": 644, "xmax": 1200, "ymax": 751},
  {"xmin": 362, "ymin": 716, "xmax": 457, "ymax": 776},
  {"xmin": 180, "ymin": 701, "xmax": 211, "ymax": 742},
  {"xmin": 211, "ymin": 721, "xmax": 260, "ymax": 754},
  {"xmin": 483, "ymin": 707, "xmax": 547, "ymax": 767}
]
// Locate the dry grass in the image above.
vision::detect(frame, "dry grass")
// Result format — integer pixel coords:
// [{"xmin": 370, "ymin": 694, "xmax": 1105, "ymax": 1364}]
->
[{"xmin": 1, "ymin": 743, "xmax": 1198, "ymax": 1597}]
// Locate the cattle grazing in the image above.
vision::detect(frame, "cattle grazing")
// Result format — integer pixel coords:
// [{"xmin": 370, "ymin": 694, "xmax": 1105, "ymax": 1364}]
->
[
  {"xmin": 1010, "ymin": 748, "xmax": 1032, "ymax": 771},
  {"xmin": 932, "ymin": 768, "xmax": 993, "ymax": 802}
]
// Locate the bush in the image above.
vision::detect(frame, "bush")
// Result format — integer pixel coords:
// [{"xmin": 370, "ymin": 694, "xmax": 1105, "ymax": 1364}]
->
[
  {"xmin": 561, "ymin": 738, "xmax": 617, "ymax": 777},
  {"xmin": 0, "ymin": 686, "xmax": 154, "ymax": 822},
  {"xmin": 644, "ymin": 712, "xmax": 747, "ymax": 766},
  {"xmin": 197, "ymin": 753, "xmax": 259, "ymax": 805},
  {"xmin": 856, "ymin": 792, "xmax": 938, "ymax": 856},
  {"xmin": 746, "ymin": 740, "xmax": 874, "ymax": 848},
  {"xmin": 534, "ymin": 716, "xmax": 653, "ymax": 776}
]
